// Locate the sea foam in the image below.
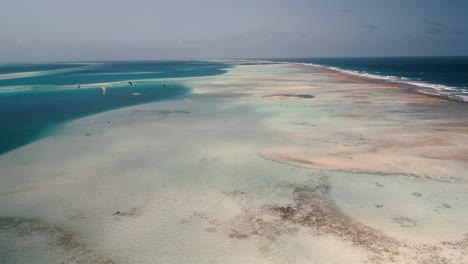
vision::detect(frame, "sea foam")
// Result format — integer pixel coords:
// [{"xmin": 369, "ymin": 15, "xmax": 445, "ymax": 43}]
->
[
  {"xmin": 304, "ymin": 63, "xmax": 467, "ymax": 102},
  {"xmin": 269, "ymin": 61, "xmax": 468, "ymax": 102}
]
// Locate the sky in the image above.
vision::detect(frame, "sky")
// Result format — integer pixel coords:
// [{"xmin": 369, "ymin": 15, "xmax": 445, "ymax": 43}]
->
[{"xmin": 1, "ymin": 0, "xmax": 468, "ymax": 62}]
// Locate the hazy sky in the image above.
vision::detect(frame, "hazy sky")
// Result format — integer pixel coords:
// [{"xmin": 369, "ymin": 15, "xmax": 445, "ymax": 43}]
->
[{"xmin": 1, "ymin": 0, "xmax": 468, "ymax": 62}]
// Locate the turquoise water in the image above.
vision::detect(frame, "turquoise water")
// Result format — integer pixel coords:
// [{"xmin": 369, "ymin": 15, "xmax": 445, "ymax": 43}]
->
[{"xmin": 0, "ymin": 61, "xmax": 230, "ymax": 155}]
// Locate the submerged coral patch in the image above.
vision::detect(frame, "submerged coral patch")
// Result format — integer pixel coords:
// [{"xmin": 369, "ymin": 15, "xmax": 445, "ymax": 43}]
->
[
  {"xmin": 0, "ymin": 217, "xmax": 115, "ymax": 264},
  {"xmin": 192, "ymin": 176, "xmax": 468, "ymax": 264}
]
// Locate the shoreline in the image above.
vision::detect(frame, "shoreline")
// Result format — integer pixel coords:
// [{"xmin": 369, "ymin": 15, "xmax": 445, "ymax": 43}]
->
[
  {"xmin": 265, "ymin": 60, "xmax": 468, "ymax": 103},
  {"xmin": 316, "ymin": 65, "xmax": 463, "ymax": 103}
]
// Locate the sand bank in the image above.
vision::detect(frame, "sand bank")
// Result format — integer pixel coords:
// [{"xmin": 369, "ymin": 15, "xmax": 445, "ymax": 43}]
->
[{"xmin": 0, "ymin": 63, "xmax": 467, "ymax": 263}]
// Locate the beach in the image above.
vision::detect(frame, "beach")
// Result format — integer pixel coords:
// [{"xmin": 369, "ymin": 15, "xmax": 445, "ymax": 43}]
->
[{"xmin": 1, "ymin": 62, "xmax": 467, "ymax": 263}]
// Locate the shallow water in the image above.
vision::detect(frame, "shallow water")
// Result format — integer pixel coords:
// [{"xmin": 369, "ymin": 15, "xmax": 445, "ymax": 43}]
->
[{"xmin": 0, "ymin": 61, "xmax": 231, "ymax": 154}]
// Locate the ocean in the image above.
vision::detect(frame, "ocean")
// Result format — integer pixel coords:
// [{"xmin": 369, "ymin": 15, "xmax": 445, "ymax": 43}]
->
[
  {"xmin": 270, "ymin": 57, "xmax": 468, "ymax": 101},
  {"xmin": 0, "ymin": 61, "xmax": 230, "ymax": 155}
]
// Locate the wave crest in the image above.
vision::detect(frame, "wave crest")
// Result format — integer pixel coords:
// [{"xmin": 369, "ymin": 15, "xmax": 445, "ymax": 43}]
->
[{"xmin": 294, "ymin": 62, "xmax": 468, "ymax": 102}]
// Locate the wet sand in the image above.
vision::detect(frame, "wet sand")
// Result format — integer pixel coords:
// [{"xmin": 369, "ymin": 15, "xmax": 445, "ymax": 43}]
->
[{"xmin": 0, "ymin": 63, "xmax": 467, "ymax": 263}]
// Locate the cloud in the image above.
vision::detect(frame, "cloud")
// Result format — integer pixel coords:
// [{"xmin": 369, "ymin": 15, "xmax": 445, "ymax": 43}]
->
[
  {"xmin": 338, "ymin": 8, "xmax": 352, "ymax": 14},
  {"xmin": 223, "ymin": 29, "xmax": 306, "ymax": 43},
  {"xmin": 450, "ymin": 29, "xmax": 468, "ymax": 36},
  {"xmin": 426, "ymin": 27, "xmax": 446, "ymax": 35},
  {"xmin": 424, "ymin": 20, "xmax": 467, "ymax": 37},
  {"xmin": 296, "ymin": 31, "xmax": 309, "ymax": 39},
  {"xmin": 360, "ymin": 22, "xmax": 378, "ymax": 32},
  {"xmin": 425, "ymin": 20, "xmax": 448, "ymax": 35},
  {"xmin": 427, "ymin": 21, "xmax": 447, "ymax": 29},
  {"xmin": 228, "ymin": 29, "xmax": 278, "ymax": 41}
]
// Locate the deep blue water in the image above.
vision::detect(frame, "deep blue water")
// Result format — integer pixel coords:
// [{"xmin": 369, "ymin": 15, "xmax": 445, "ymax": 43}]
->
[
  {"xmin": 0, "ymin": 61, "xmax": 230, "ymax": 155},
  {"xmin": 270, "ymin": 57, "xmax": 468, "ymax": 100}
]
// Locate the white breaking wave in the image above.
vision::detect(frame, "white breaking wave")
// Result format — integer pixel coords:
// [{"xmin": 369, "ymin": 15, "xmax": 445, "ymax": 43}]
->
[{"xmin": 289, "ymin": 62, "xmax": 468, "ymax": 103}]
